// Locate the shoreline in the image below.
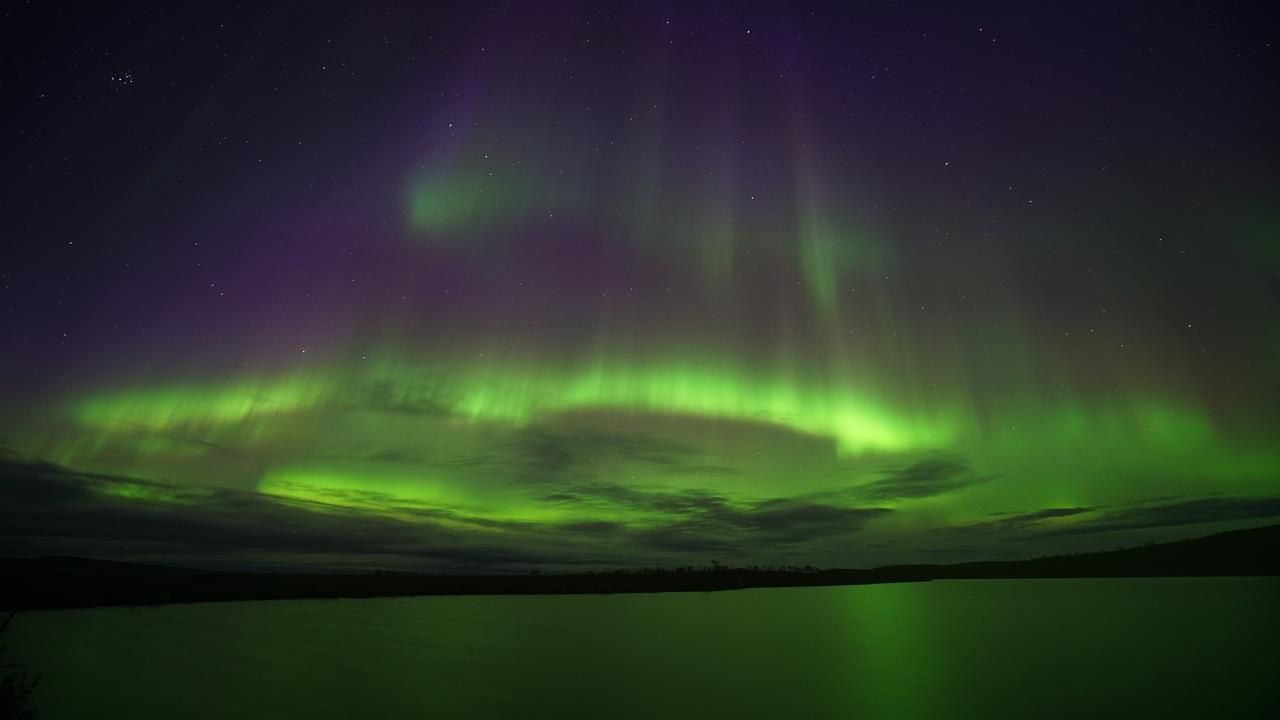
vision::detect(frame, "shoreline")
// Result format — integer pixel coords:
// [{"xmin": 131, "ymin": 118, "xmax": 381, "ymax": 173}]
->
[{"xmin": 4, "ymin": 523, "xmax": 1277, "ymax": 610}]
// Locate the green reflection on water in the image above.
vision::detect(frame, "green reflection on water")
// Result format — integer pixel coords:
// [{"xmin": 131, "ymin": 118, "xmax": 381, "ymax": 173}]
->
[{"xmin": 8, "ymin": 579, "xmax": 1278, "ymax": 719}]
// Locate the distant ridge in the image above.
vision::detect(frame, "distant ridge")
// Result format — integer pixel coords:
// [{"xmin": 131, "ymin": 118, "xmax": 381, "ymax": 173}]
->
[
  {"xmin": 3, "ymin": 524, "xmax": 1276, "ymax": 610},
  {"xmin": 913, "ymin": 522, "xmax": 1280, "ymax": 580}
]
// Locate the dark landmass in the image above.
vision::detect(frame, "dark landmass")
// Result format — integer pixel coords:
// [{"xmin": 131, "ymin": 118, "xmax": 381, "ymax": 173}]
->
[{"xmin": 2, "ymin": 524, "xmax": 1276, "ymax": 610}]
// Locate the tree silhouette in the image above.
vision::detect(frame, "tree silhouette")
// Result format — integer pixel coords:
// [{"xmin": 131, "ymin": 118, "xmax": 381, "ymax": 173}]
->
[{"xmin": 0, "ymin": 612, "xmax": 39, "ymax": 720}]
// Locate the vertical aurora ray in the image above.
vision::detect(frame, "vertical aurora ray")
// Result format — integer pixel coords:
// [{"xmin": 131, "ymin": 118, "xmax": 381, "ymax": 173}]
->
[
  {"xmin": 791, "ymin": 107, "xmax": 840, "ymax": 315},
  {"xmin": 2, "ymin": 2, "xmax": 1278, "ymax": 569}
]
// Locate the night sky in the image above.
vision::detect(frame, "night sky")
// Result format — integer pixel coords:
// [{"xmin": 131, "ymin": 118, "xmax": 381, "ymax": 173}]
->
[{"xmin": 2, "ymin": 1, "xmax": 1277, "ymax": 572}]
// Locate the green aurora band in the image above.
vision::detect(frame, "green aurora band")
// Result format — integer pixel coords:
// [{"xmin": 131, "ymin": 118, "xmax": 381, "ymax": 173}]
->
[
  {"xmin": 20, "ymin": 346, "xmax": 1272, "ymax": 544},
  {"xmin": 3, "ymin": 6, "xmax": 1277, "ymax": 569}
]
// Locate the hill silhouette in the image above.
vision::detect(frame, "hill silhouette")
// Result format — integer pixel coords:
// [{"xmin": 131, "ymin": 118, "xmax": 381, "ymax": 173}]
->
[{"xmin": 2, "ymin": 524, "xmax": 1276, "ymax": 610}]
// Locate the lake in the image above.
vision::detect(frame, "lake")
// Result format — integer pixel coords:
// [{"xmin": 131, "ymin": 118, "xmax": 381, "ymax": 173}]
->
[{"xmin": 6, "ymin": 578, "xmax": 1277, "ymax": 718}]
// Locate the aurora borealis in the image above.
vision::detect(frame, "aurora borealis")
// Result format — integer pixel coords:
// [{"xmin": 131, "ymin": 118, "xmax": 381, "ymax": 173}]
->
[{"xmin": 2, "ymin": 1, "xmax": 1278, "ymax": 571}]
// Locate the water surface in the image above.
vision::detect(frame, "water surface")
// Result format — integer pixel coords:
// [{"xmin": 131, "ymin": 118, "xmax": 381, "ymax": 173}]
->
[{"xmin": 9, "ymin": 578, "xmax": 1277, "ymax": 718}]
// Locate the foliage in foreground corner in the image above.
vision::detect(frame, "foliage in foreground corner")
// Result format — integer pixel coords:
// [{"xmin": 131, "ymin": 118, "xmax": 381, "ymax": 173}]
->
[{"xmin": 0, "ymin": 612, "xmax": 39, "ymax": 720}]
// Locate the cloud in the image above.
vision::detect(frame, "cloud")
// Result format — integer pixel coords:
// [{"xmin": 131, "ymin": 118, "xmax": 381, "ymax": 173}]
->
[
  {"xmin": 23, "ymin": 450, "xmax": 1271, "ymax": 572},
  {"xmin": 502, "ymin": 428, "xmax": 740, "ymax": 483},
  {"xmin": 942, "ymin": 496, "xmax": 1280, "ymax": 543},
  {"xmin": 359, "ymin": 449, "xmax": 431, "ymax": 464},
  {"xmin": 352, "ymin": 380, "xmax": 458, "ymax": 418},
  {"xmin": 1001, "ymin": 507, "xmax": 1097, "ymax": 522},
  {"xmin": 0, "ymin": 451, "xmax": 887, "ymax": 571},
  {"xmin": 854, "ymin": 454, "xmax": 989, "ymax": 501},
  {"xmin": 541, "ymin": 481, "xmax": 890, "ymax": 554},
  {"xmin": 558, "ymin": 520, "xmax": 624, "ymax": 534},
  {"xmin": 0, "ymin": 454, "xmax": 571, "ymax": 571},
  {"xmin": 713, "ymin": 500, "xmax": 890, "ymax": 542},
  {"xmin": 0, "ymin": 456, "xmax": 102, "ymax": 505},
  {"xmin": 630, "ymin": 500, "xmax": 890, "ymax": 555},
  {"xmin": 1037, "ymin": 496, "xmax": 1280, "ymax": 537},
  {"xmin": 151, "ymin": 431, "xmax": 245, "ymax": 457},
  {"xmin": 943, "ymin": 506, "xmax": 1097, "ymax": 537},
  {"xmin": 540, "ymin": 482, "xmax": 729, "ymax": 514}
]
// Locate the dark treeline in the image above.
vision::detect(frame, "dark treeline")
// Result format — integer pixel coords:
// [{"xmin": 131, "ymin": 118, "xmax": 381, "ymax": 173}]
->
[{"xmin": 2, "ymin": 524, "xmax": 1276, "ymax": 611}]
